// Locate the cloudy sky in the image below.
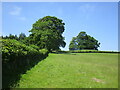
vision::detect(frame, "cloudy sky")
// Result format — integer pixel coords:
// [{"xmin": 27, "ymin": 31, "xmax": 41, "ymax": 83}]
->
[{"xmin": 2, "ymin": 2, "xmax": 118, "ymax": 51}]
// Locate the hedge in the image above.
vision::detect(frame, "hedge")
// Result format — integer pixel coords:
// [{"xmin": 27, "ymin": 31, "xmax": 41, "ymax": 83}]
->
[
  {"xmin": 54, "ymin": 50, "xmax": 119, "ymax": 53},
  {"xmin": 69, "ymin": 50, "xmax": 119, "ymax": 53},
  {"xmin": 2, "ymin": 39, "xmax": 49, "ymax": 88}
]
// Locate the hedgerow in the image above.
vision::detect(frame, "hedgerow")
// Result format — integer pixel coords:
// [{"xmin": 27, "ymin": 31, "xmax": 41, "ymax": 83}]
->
[
  {"xmin": 2, "ymin": 39, "xmax": 48, "ymax": 62},
  {"xmin": 69, "ymin": 50, "xmax": 119, "ymax": 53},
  {"xmin": 54, "ymin": 50, "xmax": 119, "ymax": 53},
  {"xmin": 2, "ymin": 39, "xmax": 48, "ymax": 88}
]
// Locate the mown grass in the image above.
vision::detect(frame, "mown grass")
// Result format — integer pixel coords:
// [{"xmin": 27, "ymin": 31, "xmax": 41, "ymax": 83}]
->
[{"xmin": 17, "ymin": 53, "xmax": 118, "ymax": 88}]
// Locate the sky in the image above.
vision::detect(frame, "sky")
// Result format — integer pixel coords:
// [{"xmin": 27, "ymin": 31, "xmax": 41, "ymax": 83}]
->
[{"xmin": 2, "ymin": 2, "xmax": 118, "ymax": 51}]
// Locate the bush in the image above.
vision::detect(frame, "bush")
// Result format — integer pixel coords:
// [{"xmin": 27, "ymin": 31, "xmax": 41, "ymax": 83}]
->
[
  {"xmin": 29, "ymin": 44, "xmax": 40, "ymax": 51},
  {"xmin": 39, "ymin": 49, "xmax": 48, "ymax": 55},
  {"xmin": 2, "ymin": 39, "xmax": 49, "ymax": 88},
  {"xmin": 2, "ymin": 39, "xmax": 48, "ymax": 61}
]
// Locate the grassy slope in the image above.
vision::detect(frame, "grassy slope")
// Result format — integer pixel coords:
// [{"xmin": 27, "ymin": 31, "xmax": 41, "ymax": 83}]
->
[{"xmin": 17, "ymin": 53, "xmax": 118, "ymax": 88}]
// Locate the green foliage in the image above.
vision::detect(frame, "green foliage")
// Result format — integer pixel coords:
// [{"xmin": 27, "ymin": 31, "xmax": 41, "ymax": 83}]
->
[
  {"xmin": 2, "ymin": 39, "xmax": 48, "ymax": 88},
  {"xmin": 29, "ymin": 44, "xmax": 40, "ymax": 50},
  {"xmin": 39, "ymin": 49, "xmax": 48, "ymax": 55},
  {"xmin": 9, "ymin": 34, "xmax": 16, "ymax": 39},
  {"xmin": 52, "ymin": 50, "xmax": 119, "ymax": 54},
  {"xmin": 69, "ymin": 50, "xmax": 119, "ymax": 53},
  {"xmin": 29, "ymin": 16, "xmax": 66, "ymax": 52},
  {"xmin": 2, "ymin": 39, "xmax": 48, "ymax": 63},
  {"xmin": 18, "ymin": 33, "xmax": 26, "ymax": 40},
  {"xmin": 2, "ymin": 34, "xmax": 19, "ymax": 40},
  {"xmin": 69, "ymin": 37, "xmax": 78, "ymax": 50},
  {"xmin": 2, "ymin": 33, "xmax": 27, "ymax": 43},
  {"xmin": 69, "ymin": 31, "xmax": 100, "ymax": 50}
]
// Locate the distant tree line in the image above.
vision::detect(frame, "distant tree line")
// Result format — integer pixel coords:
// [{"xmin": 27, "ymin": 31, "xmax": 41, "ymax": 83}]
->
[{"xmin": 2, "ymin": 33, "xmax": 26, "ymax": 40}]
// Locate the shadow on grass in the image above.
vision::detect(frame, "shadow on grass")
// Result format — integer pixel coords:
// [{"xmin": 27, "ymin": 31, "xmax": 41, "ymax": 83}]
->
[
  {"xmin": 51, "ymin": 51, "xmax": 77, "ymax": 55},
  {"xmin": 2, "ymin": 54, "xmax": 48, "ymax": 89}
]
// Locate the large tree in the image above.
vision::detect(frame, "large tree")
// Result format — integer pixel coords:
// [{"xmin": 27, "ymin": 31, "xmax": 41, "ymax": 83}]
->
[
  {"xmin": 69, "ymin": 31, "xmax": 100, "ymax": 50},
  {"xmin": 29, "ymin": 16, "xmax": 66, "ymax": 52}
]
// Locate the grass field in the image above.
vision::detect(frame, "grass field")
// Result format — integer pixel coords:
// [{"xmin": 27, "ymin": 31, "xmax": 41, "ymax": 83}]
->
[{"xmin": 17, "ymin": 53, "xmax": 118, "ymax": 88}]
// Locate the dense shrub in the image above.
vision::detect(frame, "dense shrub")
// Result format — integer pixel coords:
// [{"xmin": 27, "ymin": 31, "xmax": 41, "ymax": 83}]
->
[
  {"xmin": 2, "ymin": 39, "xmax": 48, "ymax": 88},
  {"xmin": 2, "ymin": 39, "xmax": 48, "ymax": 61},
  {"xmin": 39, "ymin": 49, "xmax": 49, "ymax": 55}
]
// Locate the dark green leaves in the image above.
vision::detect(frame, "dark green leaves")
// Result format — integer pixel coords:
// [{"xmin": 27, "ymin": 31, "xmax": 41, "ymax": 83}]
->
[
  {"xmin": 29, "ymin": 16, "xmax": 66, "ymax": 52},
  {"xmin": 2, "ymin": 39, "xmax": 48, "ymax": 63},
  {"xmin": 69, "ymin": 31, "xmax": 100, "ymax": 50}
]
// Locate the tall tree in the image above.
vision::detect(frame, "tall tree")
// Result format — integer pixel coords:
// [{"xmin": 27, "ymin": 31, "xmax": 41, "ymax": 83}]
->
[
  {"xmin": 29, "ymin": 16, "xmax": 66, "ymax": 52},
  {"xmin": 9, "ymin": 34, "xmax": 15, "ymax": 39},
  {"xmin": 69, "ymin": 31, "xmax": 100, "ymax": 50},
  {"xmin": 19, "ymin": 33, "xmax": 26, "ymax": 40}
]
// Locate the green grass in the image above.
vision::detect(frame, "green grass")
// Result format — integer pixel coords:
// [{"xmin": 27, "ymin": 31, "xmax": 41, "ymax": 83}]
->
[{"xmin": 17, "ymin": 53, "xmax": 118, "ymax": 88}]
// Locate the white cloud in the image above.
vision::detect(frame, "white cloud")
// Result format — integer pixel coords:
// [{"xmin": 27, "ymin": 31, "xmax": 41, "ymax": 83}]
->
[
  {"xmin": 9, "ymin": 6, "xmax": 22, "ymax": 16},
  {"xmin": 9, "ymin": 6, "xmax": 27, "ymax": 21}
]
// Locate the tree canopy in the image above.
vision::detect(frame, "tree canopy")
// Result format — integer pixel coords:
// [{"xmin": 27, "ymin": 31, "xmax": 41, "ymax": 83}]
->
[
  {"xmin": 69, "ymin": 31, "xmax": 100, "ymax": 50},
  {"xmin": 19, "ymin": 33, "xmax": 26, "ymax": 40},
  {"xmin": 29, "ymin": 16, "xmax": 66, "ymax": 52}
]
